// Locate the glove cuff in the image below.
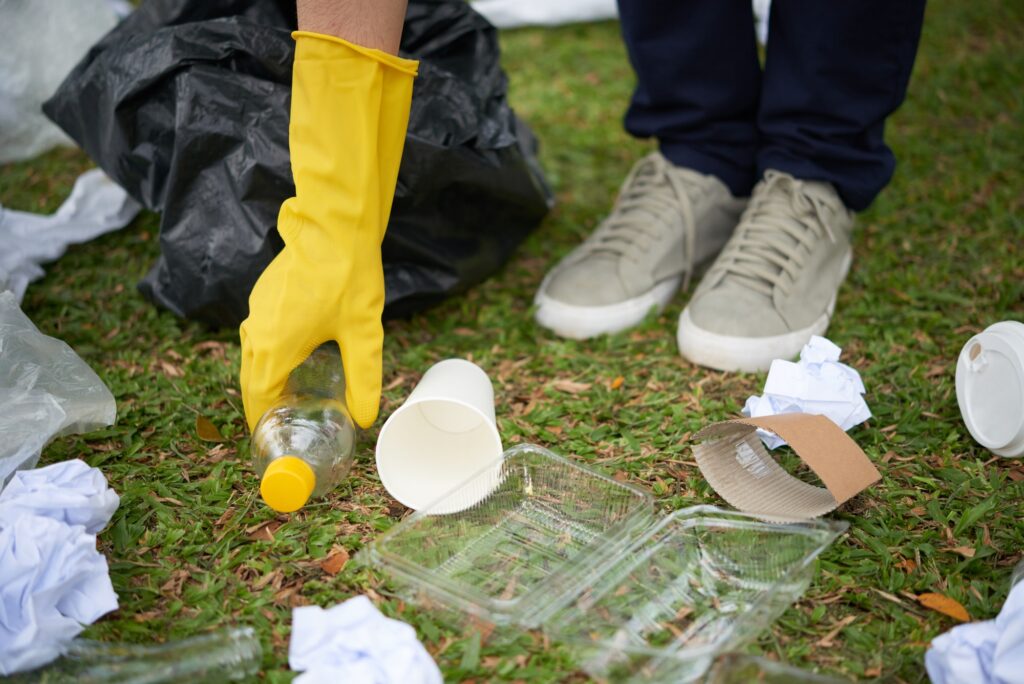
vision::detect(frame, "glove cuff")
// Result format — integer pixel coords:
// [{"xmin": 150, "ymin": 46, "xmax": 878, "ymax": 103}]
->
[{"xmin": 291, "ymin": 30, "xmax": 419, "ymax": 76}]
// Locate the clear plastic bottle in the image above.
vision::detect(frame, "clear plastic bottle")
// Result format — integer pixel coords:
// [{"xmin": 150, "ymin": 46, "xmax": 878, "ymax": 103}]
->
[
  {"xmin": 252, "ymin": 343, "xmax": 356, "ymax": 512},
  {"xmin": 7, "ymin": 627, "xmax": 261, "ymax": 683}
]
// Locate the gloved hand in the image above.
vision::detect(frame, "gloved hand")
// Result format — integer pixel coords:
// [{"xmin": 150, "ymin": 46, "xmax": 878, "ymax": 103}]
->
[{"xmin": 240, "ymin": 31, "xmax": 418, "ymax": 431}]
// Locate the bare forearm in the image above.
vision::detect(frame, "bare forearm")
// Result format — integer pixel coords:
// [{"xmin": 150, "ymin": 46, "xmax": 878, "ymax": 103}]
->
[{"xmin": 297, "ymin": 0, "xmax": 407, "ymax": 54}]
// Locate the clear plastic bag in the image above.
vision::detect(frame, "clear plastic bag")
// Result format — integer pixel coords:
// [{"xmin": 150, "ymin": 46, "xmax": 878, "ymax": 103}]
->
[
  {"xmin": 0, "ymin": 0, "xmax": 119, "ymax": 163},
  {"xmin": 0, "ymin": 291, "xmax": 116, "ymax": 485}
]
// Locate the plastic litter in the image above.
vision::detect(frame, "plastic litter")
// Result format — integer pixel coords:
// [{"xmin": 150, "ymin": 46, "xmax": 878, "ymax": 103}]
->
[
  {"xmin": 0, "ymin": 169, "xmax": 141, "ymax": 301},
  {"xmin": 5, "ymin": 627, "xmax": 262, "ymax": 683},
  {"xmin": 955, "ymin": 321, "xmax": 1024, "ymax": 458},
  {"xmin": 252, "ymin": 344, "xmax": 356, "ymax": 513},
  {"xmin": 705, "ymin": 653, "xmax": 850, "ymax": 683},
  {"xmin": 0, "ymin": 0, "xmax": 119, "ymax": 163},
  {"xmin": 43, "ymin": 0, "xmax": 553, "ymax": 329},
  {"xmin": 289, "ymin": 596, "xmax": 442, "ymax": 684},
  {"xmin": 0, "ymin": 291, "xmax": 116, "ymax": 485},
  {"xmin": 360, "ymin": 444, "xmax": 845, "ymax": 683},
  {"xmin": 0, "ymin": 460, "xmax": 119, "ymax": 676}
]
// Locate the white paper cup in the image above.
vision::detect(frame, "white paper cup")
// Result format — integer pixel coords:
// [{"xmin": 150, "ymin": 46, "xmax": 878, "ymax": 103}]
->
[
  {"xmin": 376, "ymin": 359, "xmax": 504, "ymax": 511},
  {"xmin": 956, "ymin": 320, "xmax": 1024, "ymax": 458}
]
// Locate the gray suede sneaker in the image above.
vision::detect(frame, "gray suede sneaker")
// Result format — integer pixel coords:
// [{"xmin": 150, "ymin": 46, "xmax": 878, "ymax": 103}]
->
[
  {"xmin": 677, "ymin": 170, "xmax": 855, "ymax": 371},
  {"xmin": 535, "ymin": 152, "xmax": 746, "ymax": 339}
]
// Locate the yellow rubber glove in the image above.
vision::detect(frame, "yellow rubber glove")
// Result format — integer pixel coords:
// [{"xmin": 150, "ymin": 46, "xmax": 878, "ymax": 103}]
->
[{"xmin": 240, "ymin": 31, "xmax": 418, "ymax": 431}]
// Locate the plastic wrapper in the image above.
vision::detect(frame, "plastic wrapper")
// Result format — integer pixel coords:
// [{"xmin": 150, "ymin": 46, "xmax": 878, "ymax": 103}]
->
[
  {"xmin": 0, "ymin": 292, "xmax": 116, "ymax": 484},
  {"xmin": 0, "ymin": 0, "xmax": 119, "ymax": 163},
  {"xmin": 43, "ymin": 0, "xmax": 553, "ymax": 328}
]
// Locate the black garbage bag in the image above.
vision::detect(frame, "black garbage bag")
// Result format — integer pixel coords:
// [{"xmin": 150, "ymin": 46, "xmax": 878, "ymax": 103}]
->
[{"xmin": 43, "ymin": 0, "xmax": 552, "ymax": 327}]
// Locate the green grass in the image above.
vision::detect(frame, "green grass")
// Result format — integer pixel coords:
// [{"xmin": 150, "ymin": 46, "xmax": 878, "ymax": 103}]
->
[{"xmin": 2, "ymin": 1, "xmax": 1022, "ymax": 681}]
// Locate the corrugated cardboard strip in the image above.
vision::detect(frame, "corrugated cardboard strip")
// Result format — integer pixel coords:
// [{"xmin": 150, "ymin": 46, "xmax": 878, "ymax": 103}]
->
[{"xmin": 692, "ymin": 413, "xmax": 880, "ymax": 521}]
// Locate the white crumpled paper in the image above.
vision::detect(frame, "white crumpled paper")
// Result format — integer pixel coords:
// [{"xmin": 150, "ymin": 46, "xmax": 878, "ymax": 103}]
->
[
  {"xmin": 742, "ymin": 336, "xmax": 871, "ymax": 449},
  {"xmin": 0, "ymin": 460, "xmax": 120, "ymax": 675},
  {"xmin": 0, "ymin": 459, "xmax": 120, "ymax": 534},
  {"xmin": 290, "ymin": 596, "xmax": 442, "ymax": 684},
  {"xmin": 926, "ymin": 579, "xmax": 1024, "ymax": 684},
  {"xmin": 0, "ymin": 291, "xmax": 117, "ymax": 484}
]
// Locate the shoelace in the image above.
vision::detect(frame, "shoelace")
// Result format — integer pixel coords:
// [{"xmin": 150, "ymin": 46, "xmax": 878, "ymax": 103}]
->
[
  {"xmin": 578, "ymin": 153, "xmax": 706, "ymax": 289},
  {"xmin": 708, "ymin": 171, "xmax": 838, "ymax": 297}
]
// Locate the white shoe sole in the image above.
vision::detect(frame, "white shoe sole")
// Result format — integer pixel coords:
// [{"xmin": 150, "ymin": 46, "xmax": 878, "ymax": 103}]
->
[
  {"xmin": 677, "ymin": 253, "xmax": 852, "ymax": 372},
  {"xmin": 535, "ymin": 275, "xmax": 681, "ymax": 340}
]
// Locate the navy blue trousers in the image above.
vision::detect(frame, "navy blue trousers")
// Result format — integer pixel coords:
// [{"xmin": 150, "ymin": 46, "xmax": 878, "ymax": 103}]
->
[{"xmin": 618, "ymin": 0, "xmax": 926, "ymax": 210}]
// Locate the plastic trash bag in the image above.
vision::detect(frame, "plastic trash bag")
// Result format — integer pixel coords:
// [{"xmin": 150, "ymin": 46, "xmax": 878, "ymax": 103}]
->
[
  {"xmin": 0, "ymin": 292, "xmax": 116, "ymax": 485},
  {"xmin": 43, "ymin": 0, "xmax": 553, "ymax": 328},
  {"xmin": 0, "ymin": 0, "xmax": 119, "ymax": 163}
]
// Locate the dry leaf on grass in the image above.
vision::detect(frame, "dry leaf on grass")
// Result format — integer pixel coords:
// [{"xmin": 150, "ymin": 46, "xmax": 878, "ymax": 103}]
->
[
  {"xmin": 917, "ymin": 592, "xmax": 970, "ymax": 622},
  {"xmin": 160, "ymin": 569, "xmax": 189, "ymax": 597},
  {"xmin": 133, "ymin": 609, "xmax": 163, "ymax": 623},
  {"xmin": 551, "ymin": 379, "xmax": 592, "ymax": 394},
  {"xmin": 196, "ymin": 415, "xmax": 226, "ymax": 442},
  {"xmin": 320, "ymin": 548, "xmax": 350, "ymax": 575},
  {"xmin": 253, "ymin": 569, "xmax": 284, "ymax": 591},
  {"xmin": 945, "ymin": 546, "xmax": 976, "ymax": 558},
  {"xmin": 247, "ymin": 520, "xmax": 281, "ymax": 542},
  {"xmin": 610, "ymin": 376, "xmax": 624, "ymax": 390},
  {"xmin": 815, "ymin": 615, "xmax": 857, "ymax": 648},
  {"xmin": 159, "ymin": 360, "xmax": 184, "ymax": 378}
]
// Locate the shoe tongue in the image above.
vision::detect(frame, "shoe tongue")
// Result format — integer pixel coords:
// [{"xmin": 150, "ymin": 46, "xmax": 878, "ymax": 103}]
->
[
  {"xmin": 605, "ymin": 168, "xmax": 681, "ymax": 243},
  {"xmin": 712, "ymin": 182, "xmax": 806, "ymax": 296}
]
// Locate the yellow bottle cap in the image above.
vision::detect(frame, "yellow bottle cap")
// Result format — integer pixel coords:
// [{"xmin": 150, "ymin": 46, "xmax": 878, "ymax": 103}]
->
[{"xmin": 260, "ymin": 456, "xmax": 316, "ymax": 513}]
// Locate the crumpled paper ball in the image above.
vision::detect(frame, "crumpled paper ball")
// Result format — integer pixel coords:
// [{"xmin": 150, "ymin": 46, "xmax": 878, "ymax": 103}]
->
[
  {"xmin": 0, "ymin": 514, "xmax": 119, "ymax": 675},
  {"xmin": 290, "ymin": 596, "xmax": 442, "ymax": 684},
  {"xmin": 0, "ymin": 459, "xmax": 120, "ymax": 675},
  {"xmin": 743, "ymin": 335, "xmax": 871, "ymax": 449},
  {"xmin": 926, "ymin": 580, "xmax": 1024, "ymax": 684},
  {"xmin": 0, "ymin": 459, "xmax": 119, "ymax": 533}
]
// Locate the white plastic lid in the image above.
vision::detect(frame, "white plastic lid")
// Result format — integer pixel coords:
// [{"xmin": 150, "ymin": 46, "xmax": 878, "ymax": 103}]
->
[{"xmin": 955, "ymin": 321, "xmax": 1024, "ymax": 458}]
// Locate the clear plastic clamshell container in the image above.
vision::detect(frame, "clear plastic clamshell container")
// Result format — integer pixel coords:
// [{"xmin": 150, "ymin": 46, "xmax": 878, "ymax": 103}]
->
[{"xmin": 361, "ymin": 444, "xmax": 847, "ymax": 683}]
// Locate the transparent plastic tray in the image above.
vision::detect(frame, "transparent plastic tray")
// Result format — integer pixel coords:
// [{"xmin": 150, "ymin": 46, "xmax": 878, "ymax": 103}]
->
[
  {"xmin": 546, "ymin": 506, "xmax": 845, "ymax": 681},
  {"xmin": 365, "ymin": 444, "xmax": 657, "ymax": 627},
  {"xmin": 361, "ymin": 444, "xmax": 846, "ymax": 682}
]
